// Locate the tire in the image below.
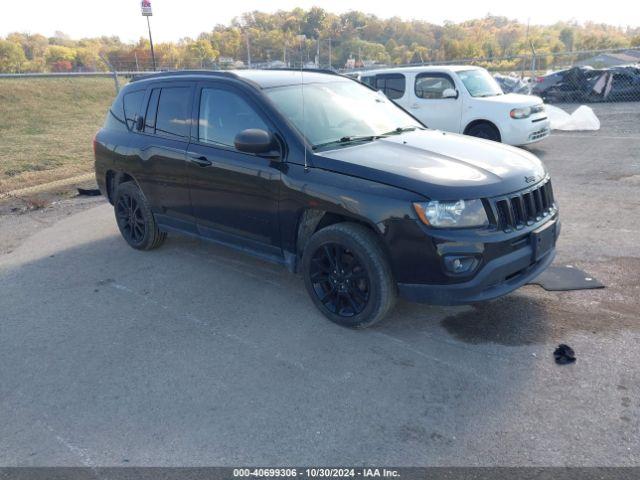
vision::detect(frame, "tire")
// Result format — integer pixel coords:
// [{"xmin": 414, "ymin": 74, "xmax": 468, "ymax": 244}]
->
[
  {"xmin": 301, "ymin": 222, "xmax": 397, "ymax": 328},
  {"xmin": 113, "ymin": 181, "xmax": 166, "ymax": 250},
  {"xmin": 466, "ymin": 122, "xmax": 501, "ymax": 142}
]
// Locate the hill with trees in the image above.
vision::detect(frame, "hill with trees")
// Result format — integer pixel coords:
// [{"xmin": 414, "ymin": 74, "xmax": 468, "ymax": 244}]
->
[{"xmin": 1, "ymin": 8, "xmax": 639, "ymax": 73}]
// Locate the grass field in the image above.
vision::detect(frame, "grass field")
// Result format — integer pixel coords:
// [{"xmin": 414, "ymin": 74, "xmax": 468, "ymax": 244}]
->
[{"xmin": 0, "ymin": 77, "xmax": 120, "ymax": 194}]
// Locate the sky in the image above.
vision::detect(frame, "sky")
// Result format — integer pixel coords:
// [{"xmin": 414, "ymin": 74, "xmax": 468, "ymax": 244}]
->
[{"xmin": 1, "ymin": 0, "xmax": 638, "ymax": 43}]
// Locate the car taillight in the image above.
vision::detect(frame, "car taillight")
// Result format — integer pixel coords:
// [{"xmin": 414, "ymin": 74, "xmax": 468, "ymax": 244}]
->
[{"xmin": 536, "ymin": 77, "xmax": 544, "ymax": 83}]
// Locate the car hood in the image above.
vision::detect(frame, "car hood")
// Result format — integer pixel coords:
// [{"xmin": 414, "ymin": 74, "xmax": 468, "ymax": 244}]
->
[
  {"xmin": 312, "ymin": 129, "xmax": 547, "ymax": 201},
  {"xmin": 478, "ymin": 93, "xmax": 543, "ymax": 107}
]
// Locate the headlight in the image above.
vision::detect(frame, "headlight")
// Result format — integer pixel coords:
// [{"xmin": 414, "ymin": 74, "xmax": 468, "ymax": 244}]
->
[
  {"xmin": 413, "ymin": 199, "xmax": 489, "ymax": 228},
  {"xmin": 510, "ymin": 107, "xmax": 532, "ymax": 119}
]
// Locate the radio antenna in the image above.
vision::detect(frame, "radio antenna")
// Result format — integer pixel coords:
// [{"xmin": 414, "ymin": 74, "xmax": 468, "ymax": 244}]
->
[{"xmin": 297, "ymin": 34, "xmax": 308, "ymax": 171}]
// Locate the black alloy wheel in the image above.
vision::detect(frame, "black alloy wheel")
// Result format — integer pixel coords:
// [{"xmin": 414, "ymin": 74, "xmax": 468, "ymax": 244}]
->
[
  {"xmin": 302, "ymin": 223, "xmax": 397, "ymax": 328},
  {"xmin": 115, "ymin": 192, "xmax": 146, "ymax": 245},
  {"xmin": 309, "ymin": 242, "xmax": 370, "ymax": 317},
  {"xmin": 113, "ymin": 181, "xmax": 166, "ymax": 250}
]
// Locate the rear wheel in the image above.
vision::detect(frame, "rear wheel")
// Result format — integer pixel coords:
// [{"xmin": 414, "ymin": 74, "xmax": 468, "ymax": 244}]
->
[
  {"xmin": 302, "ymin": 223, "xmax": 396, "ymax": 328},
  {"xmin": 113, "ymin": 181, "xmax": 166, "ymax": 250},
  {"xmin": 466, "ymin": 122, "xmax": 501, "ymax": 142}
]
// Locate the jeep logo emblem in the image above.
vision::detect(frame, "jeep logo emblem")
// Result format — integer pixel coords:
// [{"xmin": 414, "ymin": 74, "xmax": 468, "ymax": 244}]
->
[{"xmin": 525, "ymin": 175, "xmax": 537, "ymax": 184}]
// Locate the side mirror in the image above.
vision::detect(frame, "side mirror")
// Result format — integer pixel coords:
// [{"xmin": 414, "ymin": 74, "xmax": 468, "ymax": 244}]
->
[
  {"xmin": 442, "ymin": 88, "xmax": 458, "ymax": 99},
  {"xmin": 234, "ymin": 129, "xmax": 279, "ymax": 158},
  {"xmin": 135, "ymin": 115, "xmax": 144, "ymax": 131}
]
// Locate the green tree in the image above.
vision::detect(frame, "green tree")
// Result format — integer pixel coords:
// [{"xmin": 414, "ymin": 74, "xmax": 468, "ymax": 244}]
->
[
  {"xmin": 185, "ymin": 39, "xmax": 219, "ymax": 67},
  {"xmin": 559, "ymin": 27, "xmax": 575, "ymax": 51},
  {"xmin": 44, "ymin": 45, "xmax": 76, "ymax": 69},
  {"xmin": 0, "ymin": 40, "xmax": 27, "ymax": 72}
]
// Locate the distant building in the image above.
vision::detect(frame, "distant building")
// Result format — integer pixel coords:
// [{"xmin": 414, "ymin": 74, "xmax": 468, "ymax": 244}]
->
[
  {"xmin": 575, "ymin": 50, "xmax": 640, "ymax": 68},
  {"xmin": 218, "ymin": 56, "xmax": 236, "ymax": 67}
]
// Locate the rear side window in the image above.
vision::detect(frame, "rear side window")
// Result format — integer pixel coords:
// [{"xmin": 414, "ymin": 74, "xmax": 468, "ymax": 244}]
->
[
  {"xmin": 375, "ymin": 74, "xmax": 406, "ymax": 100},
  {"xmin": 415, "ymin": 74, "xmax": 455, "ymax": 99},
  {"xmin": 123, "ymin": 90, "xmax": 145, "ymax": 130},
  {"xmin": 154, "ymin": 87, "xmax": 191, "ymax": 139},
  {"xmin": 198, "ymin": 88, "xmax": 268, "ymax": 148}
]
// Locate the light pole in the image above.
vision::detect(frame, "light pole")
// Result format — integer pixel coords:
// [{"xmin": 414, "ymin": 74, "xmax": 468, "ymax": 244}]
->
[
  {"xmin": 146, "ymin": 16, "xmax": 156, "ymax": 71},
  {"xmin": 245, "ymin": 30, "xmax": 252, "ymax": 68},
  {"xmin": 141, "ymin": 0, "xmax": 156, "ymax": 71}
]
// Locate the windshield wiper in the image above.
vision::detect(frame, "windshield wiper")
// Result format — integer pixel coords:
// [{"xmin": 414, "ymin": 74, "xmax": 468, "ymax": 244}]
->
[
  {"xmin": 312, "ymin": 135, "xmax": 381, "ymax": 150},
  {"xmin": 312, "ymin": 127, "xmax": 423, "ymax": 150},
  {"xmin": 381, "ymin": 126, "xmax": 421, "ymax": 136}
]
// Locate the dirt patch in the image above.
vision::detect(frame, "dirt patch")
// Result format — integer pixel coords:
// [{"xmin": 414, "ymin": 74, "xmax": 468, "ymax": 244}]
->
[{"xmin": 0, "ymin": 187, "xmax": 106, "ymax": 255}]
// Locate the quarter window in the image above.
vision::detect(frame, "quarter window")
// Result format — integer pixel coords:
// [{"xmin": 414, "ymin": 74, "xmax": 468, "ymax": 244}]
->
[
  {"xmin": 198, "ymin": 88, "xmax": 268, "ymax": 148},
  {"xmin": 415, "ymin": 74, "xmax": 456, "ymax": 99},
  {"xmin": 375, "ymin": 74, "xmax": 406, "ymax": 100},
  {"xmin": 123, "ymin": 90, "xmax": 145, "ymax": 130},
  {"xmin": 361, "ymin": 76, "xmax": 376, "ymax": 88},
  {"xmin": 154, "ymin": 87, "xmax": 191, "ymax": 139}
]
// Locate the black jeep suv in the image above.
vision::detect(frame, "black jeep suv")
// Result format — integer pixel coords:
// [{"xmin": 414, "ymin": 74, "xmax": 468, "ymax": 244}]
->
[{"xmin": 94, "ymin": 69, "xmax": 559, "ymax": 328}]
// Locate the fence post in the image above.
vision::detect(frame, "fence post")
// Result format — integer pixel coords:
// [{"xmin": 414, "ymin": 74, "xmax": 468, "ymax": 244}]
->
[
  {"xmin": 99, "ymin": 54, "xmax": 119, "ymax": 95},
  {"xmin": 112, "ymin": 69, "xmax": 120, "ymax": 94}
]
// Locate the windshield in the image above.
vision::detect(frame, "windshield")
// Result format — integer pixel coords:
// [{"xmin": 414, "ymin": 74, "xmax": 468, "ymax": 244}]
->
[
  {"xmin": 457, "ymin": 69, "xmax": 503, "ymax": 97},
  {"xmin": 265, "ymin": 79, "xmax": 422, "ymax": 149}
]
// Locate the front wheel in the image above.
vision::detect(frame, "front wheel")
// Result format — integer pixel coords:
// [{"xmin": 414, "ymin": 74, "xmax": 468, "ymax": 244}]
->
[
  {"xmin": 466, "ymin": 122, "xmax": 501, "ymax": 142},
  {"xmin": 301, "ymin": 223, "xmax": 397, "ymax": 328},
  {"xmin": 113, "ymin": 181, "xmax": 166, "ymax": 250}
]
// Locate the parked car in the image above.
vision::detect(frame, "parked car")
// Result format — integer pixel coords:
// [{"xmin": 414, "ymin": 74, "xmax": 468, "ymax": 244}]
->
[
  {"xmin": 532, "ymin": 65, "xmax": 640, "ymax": 103},
  {"xmin": 532, "ymin": 66, "xmax": 602, "ymax": 103},
  {"xmin": 94, "ymin": 70, "xmax": 559, "ymax": 328},
  {"xmin": 493, "ymin": 73, "xmax": 532, "ymax": 95},
  {"xmin": 359, "ymin": 66, "xmax": 550, "ymax": 145}
]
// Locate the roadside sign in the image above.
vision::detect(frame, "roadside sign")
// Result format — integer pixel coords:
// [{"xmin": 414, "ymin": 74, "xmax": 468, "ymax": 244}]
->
[{"xmin": 141, "ymin": 0, "xmax": 152, "ymax": 16}]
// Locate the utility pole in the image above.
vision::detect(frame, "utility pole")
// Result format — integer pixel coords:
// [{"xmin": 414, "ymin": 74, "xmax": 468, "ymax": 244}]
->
[
  {"xmin": 316, "ymin": 38, "xmax": 320, "ymax": 67},
  {"xmin": 246, "ymin": 31, "xmax": 251, "ymax": 68},
  {"xmin": 522, "ymin": 17, "xmax": 530, "ymax": 78},
  {"xmin": 328, "ymin": 38, "xmax": 332, "ymax": 70},
  {"xmin": 296, "ymin": 34, "xmax": 306, "ymax": 69}
]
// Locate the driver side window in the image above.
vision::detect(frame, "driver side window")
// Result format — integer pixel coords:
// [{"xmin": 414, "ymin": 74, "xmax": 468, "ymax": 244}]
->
[
  {"xmin": 198, "ymin": 88, "xmax": 268, "ymax": 149},
  {"xmin": 415, "ymin": 74, "xmax": 455, "ymax": 99}
]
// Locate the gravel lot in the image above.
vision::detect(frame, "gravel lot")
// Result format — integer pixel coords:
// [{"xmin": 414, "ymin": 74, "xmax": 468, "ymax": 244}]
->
[{"xmin": 0, "ymin": 102, "xmax": 638, "ymax": 467}]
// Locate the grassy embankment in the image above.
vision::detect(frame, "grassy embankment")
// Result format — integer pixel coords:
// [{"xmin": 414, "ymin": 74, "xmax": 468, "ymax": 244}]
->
[{"xmin": 0, "ymin": 77, "xmax": 120, "ymax": 194}]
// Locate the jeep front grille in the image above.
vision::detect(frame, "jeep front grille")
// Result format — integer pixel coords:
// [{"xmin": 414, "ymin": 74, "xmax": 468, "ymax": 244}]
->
[{"xmin": 490, "ymin": 179, "xmax": 556, "ymax": 231}]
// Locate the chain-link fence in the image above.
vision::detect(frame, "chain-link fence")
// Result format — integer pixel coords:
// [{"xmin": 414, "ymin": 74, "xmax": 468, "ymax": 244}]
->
[{"xmin": 3, "ymin": 46, "xmax": 639, "ymax": 102}]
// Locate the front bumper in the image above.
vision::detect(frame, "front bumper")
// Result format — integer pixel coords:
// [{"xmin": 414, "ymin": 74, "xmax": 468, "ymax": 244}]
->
[
  {"xmin": 397, "ymin": 219, "xmax": 560, "ymax": 305},
  {"xmin": 502, "ymin": 117, "xmax": 551, "ymax": 146}
]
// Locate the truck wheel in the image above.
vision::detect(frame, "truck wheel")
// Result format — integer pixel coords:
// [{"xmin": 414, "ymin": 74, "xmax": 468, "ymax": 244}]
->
[
  {"xmin": 113, "ymin": 181, "xmax": 166, "ymax": 250},
  {"xmin": 301, "ymin": 223, "xmax": 396, "ymax": 328},
  {"xmin": 466, "ymin": 122, "xmax": 501, "ymax": 142}
]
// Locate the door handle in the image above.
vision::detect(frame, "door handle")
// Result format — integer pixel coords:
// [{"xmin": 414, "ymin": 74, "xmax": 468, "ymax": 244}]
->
[
  {"xmin": 188, "ymin": 155, "xmax": 212, "ymax": 167},
  {"xmin": 410, "ymin": 103, "xmax": 420, "ymax": 109}
]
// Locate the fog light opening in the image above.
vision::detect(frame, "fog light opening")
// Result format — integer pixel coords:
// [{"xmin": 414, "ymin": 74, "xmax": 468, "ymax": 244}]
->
[{"xmin": 443, "ymin": 255, "xmax": 478, "ymax": 275}]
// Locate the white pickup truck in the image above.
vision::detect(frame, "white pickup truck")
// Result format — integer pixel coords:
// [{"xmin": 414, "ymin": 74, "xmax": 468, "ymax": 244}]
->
[{"xmin": 359, "ymin": 66, "xmax": 550, "ymax": 146}]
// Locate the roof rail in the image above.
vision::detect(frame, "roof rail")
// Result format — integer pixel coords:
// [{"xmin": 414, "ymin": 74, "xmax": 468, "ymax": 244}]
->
[
  {"xmin": 129, "ymin": 70, "xmax": 239, "ymax": 83},
  {"xmin": 259, "ymin": 67, "xmax": 340, "ymax": 75}
]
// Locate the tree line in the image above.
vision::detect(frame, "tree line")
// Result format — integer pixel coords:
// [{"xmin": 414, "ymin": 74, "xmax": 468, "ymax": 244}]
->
[{"xmin": 1, "ymin": 8, "xmax": 639, "ymax": 73}]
